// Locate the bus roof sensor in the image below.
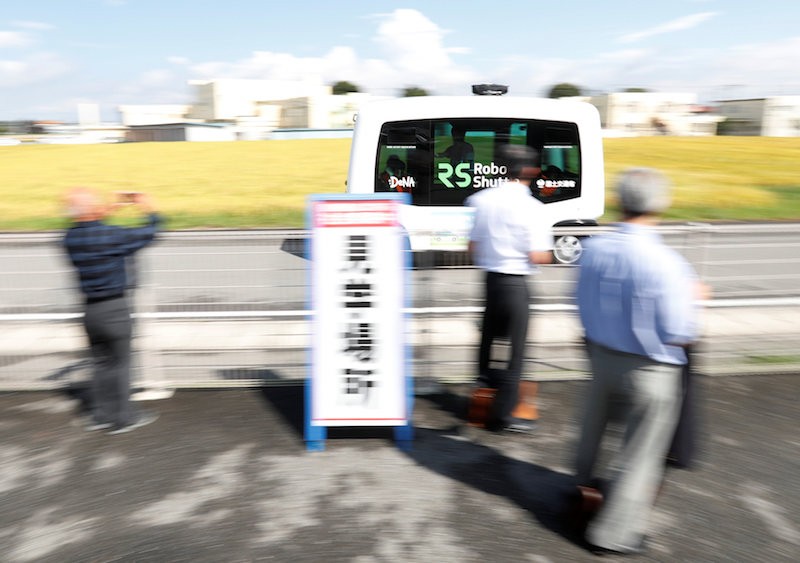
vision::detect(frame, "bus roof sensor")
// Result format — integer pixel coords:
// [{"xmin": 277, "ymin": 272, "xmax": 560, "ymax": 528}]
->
[{"xmin": 472, "ymin": 84, "xmax": 508, "ymax": 96}]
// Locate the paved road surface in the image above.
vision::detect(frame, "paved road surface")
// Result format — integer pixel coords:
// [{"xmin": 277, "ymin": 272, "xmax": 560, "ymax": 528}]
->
[{"xmin": 2, "ymin": 374, "xmax": 798, "ymax": 562}]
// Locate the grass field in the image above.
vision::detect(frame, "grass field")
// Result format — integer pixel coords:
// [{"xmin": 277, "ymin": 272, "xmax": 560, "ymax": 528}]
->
[{"xmin": 1, "ymin": 136, "xmax": 798, "ymax": 231}]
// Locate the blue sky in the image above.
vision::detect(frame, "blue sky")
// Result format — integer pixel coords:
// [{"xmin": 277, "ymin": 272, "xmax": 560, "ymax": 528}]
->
[{"xmin": 2, "ymin": 0, "xmax": 799, "ymax": 121}]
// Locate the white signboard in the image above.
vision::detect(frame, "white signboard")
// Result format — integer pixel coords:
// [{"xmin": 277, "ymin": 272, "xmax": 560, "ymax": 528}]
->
[{"xmin": 309, "ymin": 196, "xmax": 409, "ymax": 428}]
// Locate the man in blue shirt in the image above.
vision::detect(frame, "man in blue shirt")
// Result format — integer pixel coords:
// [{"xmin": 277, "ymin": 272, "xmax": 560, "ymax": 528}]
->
[
  {"xmin": 466, "ymin": 144, "xmax": 553, "ymax": 433},
  {"xmin": 64, "ymin": 188, "xmax": 162, "ymax": 434},
  {"xmin": 572, "ymin": 168, "xmax": 706, "ymax": 555}
]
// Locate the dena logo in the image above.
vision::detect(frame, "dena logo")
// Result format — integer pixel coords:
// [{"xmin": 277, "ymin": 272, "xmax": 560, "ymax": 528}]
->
[
  {"xmin": 437, "ymin": 162, "xmax": 509, "ymax": 188},
  {"xmin": 389, "ymin": 176, "xmax": 416, "ymax": 191}
]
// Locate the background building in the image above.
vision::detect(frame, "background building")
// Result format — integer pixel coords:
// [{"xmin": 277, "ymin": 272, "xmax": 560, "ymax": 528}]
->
[
  {"xmin": 186, "ymin": 78, "xmax": 334, "ymax": 134},
  {"xmin": 125, "ymin": 122, "xmax": 236, "ymax": 142},
  {"xmin": 118, "ymin": 104, "xmax": 192, "ymax": 126},
  {"xmin": 715, "ymin": 96, "xmax": 800, "ymax": 136},
  {"xmin": 114, "ymin": 79, "xmax": 387, "ymax": 140},
  {"xmin": 584, "ymin": 92, "xmax": 723, "ymax": 137},
  {"xmin": 31, "ymin": 84, "xmax": 799, "ymax": 142}
]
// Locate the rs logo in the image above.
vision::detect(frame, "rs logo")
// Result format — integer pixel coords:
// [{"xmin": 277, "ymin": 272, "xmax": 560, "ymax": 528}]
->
[{"xmin": 437, "ymin": 163, "xmax": 472, "ymax": 188}]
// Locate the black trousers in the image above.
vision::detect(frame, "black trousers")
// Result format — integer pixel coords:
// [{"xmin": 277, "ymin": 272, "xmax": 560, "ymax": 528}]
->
[
  {"xmin": 82, "ymin": 296, "xmax": 135, "ymax": 426},
  {"xmin": 667, "ymin": 345, "xmax": 700, "ymax": 468},
  {"xmin": 478, "ymin": 272, "xmax": 530, "ymax": 427}
]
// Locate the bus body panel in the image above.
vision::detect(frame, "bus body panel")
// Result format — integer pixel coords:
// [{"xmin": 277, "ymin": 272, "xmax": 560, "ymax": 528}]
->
[{"xmin": 346, "ymin": 96, "xmax": 605, "ymax": 252}]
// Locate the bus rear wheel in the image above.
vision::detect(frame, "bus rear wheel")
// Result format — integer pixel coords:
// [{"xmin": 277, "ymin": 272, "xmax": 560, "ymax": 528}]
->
[{"xmin": 553, "ymin": 234, "xmax": 584, "ymax": 264}]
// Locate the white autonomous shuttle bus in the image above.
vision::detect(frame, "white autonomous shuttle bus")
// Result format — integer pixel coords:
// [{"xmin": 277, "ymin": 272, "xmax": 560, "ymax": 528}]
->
[{"xmin": 345, "ymin": 86, "xmax": 605, "ymax": 263}]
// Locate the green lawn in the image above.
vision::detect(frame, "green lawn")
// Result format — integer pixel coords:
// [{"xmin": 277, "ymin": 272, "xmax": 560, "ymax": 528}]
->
[{"xmin": 1, "ymin": 136, "xmax": 798, "ymax": 231}]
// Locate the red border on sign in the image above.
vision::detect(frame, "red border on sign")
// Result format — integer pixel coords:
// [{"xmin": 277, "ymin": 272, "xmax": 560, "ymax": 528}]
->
[
  {"xmin": 313, "ymin": 417, "xmax": 407, "ymax": 422},
  {"xmin": 313, "ymin": 200, "xmax": 399, "ymax": 228}
]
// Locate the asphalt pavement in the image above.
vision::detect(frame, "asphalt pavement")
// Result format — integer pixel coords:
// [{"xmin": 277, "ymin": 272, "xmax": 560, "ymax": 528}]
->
[{"xmin": 2, "ymin": 372, "xmax": 798, "ymax": 562}]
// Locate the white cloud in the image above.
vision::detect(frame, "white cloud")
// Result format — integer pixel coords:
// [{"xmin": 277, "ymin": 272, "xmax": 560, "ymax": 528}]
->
[
  {"xmin": 167, "ymin": 56, "xmax": 190, "ymax": 65},
  {"xmin": 374, "ymin": 8, "xmax": 450, "ymax": 69},
  {"xmin": 113, "ymin": 67, "xmax": 190, "ymax": 105},
  {"xmin": 4, "ymin": 6, "xmax": 796, "ymax": 121},
  {"xmin": 516, "ymin": 35, "xmax": 800, "ymax": 101},
  {"xmin": 447, "ymin": 47, "xmax": 471, "ymax": 56},
  {"xmin": 181, "ymin": 9, "xmax": 474, "ymax": 95},
  {"xmin": 12, "ymin": 20, "xmax": 54, "ymax": 31},
  {"xmin": 0, "ymin": 60, "xmax": 26, "ymax": 74},
  {"xmin": 598, "ymin": 49, "xmax": 652, "ymax": 63},
  {"xmin": 370, "ymin": 9, "xmax": 474, "ymax": 92},
  {"xmin": 235, "ymin": 51, "xmax": 325, "ymax": 81},
  {"xmin": 140, "ymin": 69, "xmax": 174, "ymax": 86},
  {"xmin": 0, "ymin": 30, "xmax": 34, "ymax": 48},
  {"xmin": 189, "ymin": 51, "xmax": 298, "ymax": 81},
  {"xmin": 188, "ymin": 60, "xmax": 227, "ymax": 78},
  {"xmin": 701, "ymin": 36, "xmax": 800, "ymax": 97},
  {"xmin": 618, "ymin": 12, "xmax": 719, "ymax": 43},
  {"xmin": 0, "ymin": 52, "xmax": 71, "ymax": 88},
  {"xmin": 163, "ymin": 9, "xmax": 794, "ymax": 102}
]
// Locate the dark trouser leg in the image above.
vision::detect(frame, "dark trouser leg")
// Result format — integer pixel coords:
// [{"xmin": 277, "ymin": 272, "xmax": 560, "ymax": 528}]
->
[
  {"xmin": 575, "ymin": 343, "xmax": 613, "ymax": 485},
  {"xmin": 477, "ymin": 273, "xmax": 530, "ymax": 428},
  {"xmin": 491, "ymin": 276, "xmax": 529, "ymax": 426},
  {"xmin": 84, "ymin": 298, "xmax": 134, "ymax": 427},
  {"xmin": 667, "ymin": 346, "xmax": 696, "ymax": 467},
  {"xmin": 478, "ymin": 273, "xmax": 501, "ymax": 380}
]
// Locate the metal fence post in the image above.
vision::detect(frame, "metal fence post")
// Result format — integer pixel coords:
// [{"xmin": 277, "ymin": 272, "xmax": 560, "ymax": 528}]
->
[{"xmin": 131, "ymin": 250, "xmax": 173, "ymax": 400}]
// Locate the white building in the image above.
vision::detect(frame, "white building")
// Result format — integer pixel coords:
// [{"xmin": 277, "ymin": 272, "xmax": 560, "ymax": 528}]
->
[
  {"xmin": 77, "ymin": 103, "xmax": 102, "ymax": 126},
  {"xmin": 715, "ymin": 97, "xmax": 800, "ymax": 136},
  {"xmin": 126, "ymin": 122, "xmax": 236, "ymax": 142},
  {"xmin": 187, "ymin": 78, "xmax": 332, "ymax": 126},
  {"xmin": 41, "ymin": 106, "xmax": 127, "ymax": 143},
  {"xmin": 584, "ymin": 92, "xmax": 723, "ymax": 136},
  {"xmin": 115, "ymin": 79, "xmax": 387, "ymax": 140},
  {"xmin": 114, "ymin": 84, "xmax": 800, "ymax": 140},
  {"xmin": 118, "ymin": 104, "xmax": 192, "ymax": 126}
]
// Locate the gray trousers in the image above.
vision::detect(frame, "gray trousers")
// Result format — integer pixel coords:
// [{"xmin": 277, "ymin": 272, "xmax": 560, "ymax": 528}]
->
[
  {"xmin": 575, "ymin": 342, "xmax": 682, "ymax": 552},
  {"xmin": 83, "ymin": 296, "xmax": 134, "ymax": 427}
]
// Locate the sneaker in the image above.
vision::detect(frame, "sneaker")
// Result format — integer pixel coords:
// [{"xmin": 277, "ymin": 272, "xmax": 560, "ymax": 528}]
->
[
  {"xmin": 586, "ymin": 536, "xmax": 648, "ymax": 556},
  {"xmin": 72, "ymin": 415, "xmax": 113, "ymax": 432},
  {"xmin": 86, "ymin": 420, "xmax": 114, "ymax": 432},
  {"xmin": 503, "ymin": 418, "xmax": 538, "ymax": 434},
  {"xmin": 107, "ymin": 410, "xmax": 159, "ymax": 435}
]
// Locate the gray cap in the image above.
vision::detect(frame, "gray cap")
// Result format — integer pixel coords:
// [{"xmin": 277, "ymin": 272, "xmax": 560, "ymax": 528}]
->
[{"xmin": 616, "ymin": 167, "xmax": 671, "ymax": 214}]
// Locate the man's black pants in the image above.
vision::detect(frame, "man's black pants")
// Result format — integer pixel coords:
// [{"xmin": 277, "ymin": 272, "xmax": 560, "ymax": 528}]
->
[
  {"xmin": 478, "ymin": 272, "xmax": 530, "ymax": 427},
  {"xmin": 82, "ymin": 296, "xmax": 134, "ymax": 427}
]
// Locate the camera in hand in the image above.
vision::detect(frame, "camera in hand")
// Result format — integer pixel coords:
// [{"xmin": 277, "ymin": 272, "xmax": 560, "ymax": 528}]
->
[{"xmin": 117, "ymin": 191, "xmax": 141, "ymax": 203}]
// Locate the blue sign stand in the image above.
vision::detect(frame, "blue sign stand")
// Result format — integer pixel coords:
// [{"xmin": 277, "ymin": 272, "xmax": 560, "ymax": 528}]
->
[
  {"xmin": 304, "ymin": 393, "xmax": 327, "ymax": 452},
  {"xmin": 305, "ymin": 193, "xmax": 413, "ymax": 452}
]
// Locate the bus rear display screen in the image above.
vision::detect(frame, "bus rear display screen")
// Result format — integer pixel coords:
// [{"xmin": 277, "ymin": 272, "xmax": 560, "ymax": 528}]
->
[{"xmin": 375, "ymin": 118, "xmax": 582, "ymax": 207}]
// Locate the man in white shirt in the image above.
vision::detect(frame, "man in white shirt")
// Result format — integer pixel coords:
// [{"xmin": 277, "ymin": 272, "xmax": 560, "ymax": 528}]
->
[{"xmin": 466, "ymin": 144, "xmax": 553, "ymax": 432}]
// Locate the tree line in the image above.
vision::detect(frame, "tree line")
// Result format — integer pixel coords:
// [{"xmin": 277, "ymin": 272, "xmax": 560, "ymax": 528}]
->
[{"xmin": 330, "ymin": 81, "xmax": 646, "ymax": 98}]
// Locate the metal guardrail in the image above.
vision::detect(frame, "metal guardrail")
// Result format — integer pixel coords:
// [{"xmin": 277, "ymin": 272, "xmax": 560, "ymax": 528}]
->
[
  {"xmin": 1, "ymin": 223, "xmax": 798, "ymax": 390},
  {"xmin": 5, "ymin": 222, "xmax": 799, "ymax": 313}
]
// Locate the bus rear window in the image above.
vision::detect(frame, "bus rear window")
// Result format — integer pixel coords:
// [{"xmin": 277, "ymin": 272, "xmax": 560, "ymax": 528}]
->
[{"xmin": 375, "ymin": 118, "xmax": 582, "ymax": 206}]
